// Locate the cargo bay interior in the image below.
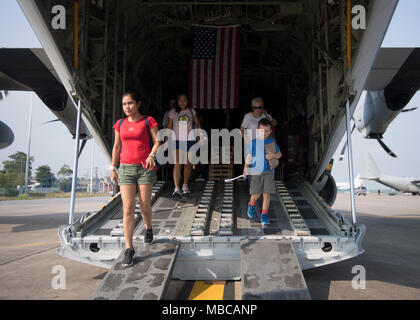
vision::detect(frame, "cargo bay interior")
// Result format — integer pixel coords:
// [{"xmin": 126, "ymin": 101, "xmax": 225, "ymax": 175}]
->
[
  {"xmin": 36, "ymin": 0, "xmax": 368, "ymax": 186},
  {"xmin": 29, "ymin": 1, "xmax": 362, "ymax": 244}
]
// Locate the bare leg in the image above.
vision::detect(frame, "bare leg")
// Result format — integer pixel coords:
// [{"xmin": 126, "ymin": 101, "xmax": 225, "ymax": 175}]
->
[
  {"xmin": 262, "ymin": 193, "xmax": 270, "ymax": 211},
  {"xmin": 138, "ymin": 184, "xmax": 153, "ymax": 230},
  {"xmin": 120, "ymin": 184, "xmax": 137, "ymax": 249},
  {"xmin": 250, "ymin": 194, "xmax": 261, "ymax": 204},
  {"xmin": 183, "ymin": 157, "xmax": 192, "ymax": 186},
  {"xmin": 173, "ymin": 150, "xmax": 181, "ymax": 189}
]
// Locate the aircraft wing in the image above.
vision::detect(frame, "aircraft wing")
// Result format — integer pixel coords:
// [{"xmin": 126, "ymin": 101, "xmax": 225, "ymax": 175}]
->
[
  {"xmin": 0, "ymin": 48, "xmax": 91, "ymax": 139},
  {"xmin": 365, "ymin": 47, "xmax": 420, "ymax": 91}
]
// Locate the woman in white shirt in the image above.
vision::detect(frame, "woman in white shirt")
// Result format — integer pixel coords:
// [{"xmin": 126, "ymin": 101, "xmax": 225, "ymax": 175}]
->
[
  {"xmin": 240, "ymin": 97, "xmax": 272, "ymax": 151},
  {"xmin": 167, "ymin": 94, "xmax": 201, "ymax": 196}
]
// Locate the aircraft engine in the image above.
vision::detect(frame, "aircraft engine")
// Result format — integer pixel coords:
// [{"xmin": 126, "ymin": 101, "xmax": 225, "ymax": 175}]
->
[
  {"xmin": 0, "ymin": 120, "xmax": 14, "ymax": 149},
  {"xmin": 358, "ymin": 46, "xmax": 420, "ymax": 139},
  {"xmin": 354, "ymin": 89, "xmax": 408, "ymax": 139},
  {"xmin": 350, "ymin": 86, "xmax": 418, "ymax": 158}
]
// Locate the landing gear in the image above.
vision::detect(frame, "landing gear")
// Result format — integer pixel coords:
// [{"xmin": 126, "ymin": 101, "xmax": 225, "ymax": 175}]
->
[{"xmin": 318, "ymin": 175, "xmax": 337, "ymax": 207}]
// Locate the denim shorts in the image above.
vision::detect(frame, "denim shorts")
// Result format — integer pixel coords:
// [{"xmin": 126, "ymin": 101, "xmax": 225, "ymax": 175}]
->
[
  {"xmin": 118, "ymin": 163, "xmax": 157, "ymax": 185},
  {"xmin": 175, "ymin": 140, "xmax": 196, "ymax": 151}
]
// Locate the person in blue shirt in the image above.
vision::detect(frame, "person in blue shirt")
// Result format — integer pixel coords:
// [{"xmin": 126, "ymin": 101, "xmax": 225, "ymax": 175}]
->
[{"xmin": 243, "ymin": 118, "xmax": 282, "ymax": 225}]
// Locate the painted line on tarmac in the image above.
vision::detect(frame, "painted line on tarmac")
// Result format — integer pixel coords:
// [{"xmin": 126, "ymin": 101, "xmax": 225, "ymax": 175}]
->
[
  {"xmin": 10, "ymin": 241, "xmax": 60, "ymax": 248},
  {"xmin": 0, "ymin": 246, "xmax": 59, "ymax": 267},
  {"xmin": 11, "ymin": 242, "xmax": 46, "ymax": 248},
  {"xmin": 188, "ymin": 281, "xmax": 225, "ymax": 300}
]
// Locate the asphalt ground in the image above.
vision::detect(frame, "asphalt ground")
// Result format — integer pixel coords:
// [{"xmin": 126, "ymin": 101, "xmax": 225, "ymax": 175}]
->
[
  {"xmin": 0, "ymin": 197, "xmax": 109, "ymax": 299},
  {"xmin": 304, "ymin": 193, "xmax": 420, "ymax": 300},
  {"xmin": 0, "ymin": 193, "xmax": 419, "ymax": 300}
]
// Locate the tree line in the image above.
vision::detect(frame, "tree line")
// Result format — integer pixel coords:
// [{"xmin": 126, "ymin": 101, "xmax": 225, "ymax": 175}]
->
[{"xmin": 0, "ymin": 151, "xmax": 74, "ymax": 192}]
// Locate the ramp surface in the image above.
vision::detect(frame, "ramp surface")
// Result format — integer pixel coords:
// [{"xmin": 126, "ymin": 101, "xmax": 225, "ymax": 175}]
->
[
  {"xmin": 92, "ymin": 241, "xmax": 179, "ymax": 300},
  {"xmin": 240, "ymin": 239, "xmax": 311, "ymax": 300}
]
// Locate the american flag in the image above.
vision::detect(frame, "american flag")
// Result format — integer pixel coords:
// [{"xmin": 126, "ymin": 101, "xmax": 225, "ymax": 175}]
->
[{"xmin": 189, "ymin": 25, "xmax": 240, "ymax": 109}]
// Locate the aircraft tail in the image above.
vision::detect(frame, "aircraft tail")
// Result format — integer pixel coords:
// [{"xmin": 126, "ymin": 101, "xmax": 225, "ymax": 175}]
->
[
  {"xmin": 354, "ymin": 174, "xmax": 366, "ymax": 188},
  {"xmin": 360, "ymin": 152, "xmax": 381, "ymax": 180}
]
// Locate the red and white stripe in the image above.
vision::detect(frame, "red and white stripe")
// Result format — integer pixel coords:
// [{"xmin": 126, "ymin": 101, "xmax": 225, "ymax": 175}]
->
[{"xmin": 190, "ymin": 25, "xmax": 240, "ymax": 109}]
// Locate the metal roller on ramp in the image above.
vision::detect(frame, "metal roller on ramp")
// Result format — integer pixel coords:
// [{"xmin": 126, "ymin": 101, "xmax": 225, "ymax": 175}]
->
[{"xmin": 240, "ymin": 239, "xmax": 311, "ymax": 300}]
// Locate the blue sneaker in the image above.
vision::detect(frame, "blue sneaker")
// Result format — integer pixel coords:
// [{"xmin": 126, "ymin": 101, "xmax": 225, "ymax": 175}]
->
[
  {"xmin": 247, "ymin": 204, "xmax": 256, "ymax": 219},
  {"xmin": 261, "ymin": 214, "xmax": 270, "ymax": 225}
]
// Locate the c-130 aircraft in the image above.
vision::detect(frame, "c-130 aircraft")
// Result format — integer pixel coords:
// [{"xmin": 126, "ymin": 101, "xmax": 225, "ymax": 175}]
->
[
  {"xmin": 0, "ymin": 0, "xmax": 419, "ymax": 300},
  {"xmin": 361, "ymin": 152, "xmax": 420, "ymax": 195}
]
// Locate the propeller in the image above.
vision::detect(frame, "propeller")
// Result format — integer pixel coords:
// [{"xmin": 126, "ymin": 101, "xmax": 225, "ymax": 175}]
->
[
  {"xmin": 339, "ymin": 122, "xmax": 397, "ymax": 162},
  {"xmin": 401, "ymin": 107, "xmax": 417, "ymax": 113},
  {"xmin": 371, "ymin": 106, "xmax": 416, "ymax": 157},
  {"xmin": 377, "ymin": 139, "xmax": 397, "ymax": 158},
  {"xmin": 41, "ymin": 119, "xmax": 60, "ymax": 125},
  {"xmin": 0, "ymin": 90, "xmax": 8, "ymax": 100}
]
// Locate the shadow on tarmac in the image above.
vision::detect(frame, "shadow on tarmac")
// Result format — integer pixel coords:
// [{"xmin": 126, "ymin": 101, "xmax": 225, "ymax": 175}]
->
[{"xmin": 0, "ymin": 212, "xmax": 83, "ymax": 232}]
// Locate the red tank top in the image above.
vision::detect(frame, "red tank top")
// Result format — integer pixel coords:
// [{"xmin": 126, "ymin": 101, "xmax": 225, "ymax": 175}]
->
[{"xmin": 113, "ymin": 116, "xmax": 158, "ymax": 164}]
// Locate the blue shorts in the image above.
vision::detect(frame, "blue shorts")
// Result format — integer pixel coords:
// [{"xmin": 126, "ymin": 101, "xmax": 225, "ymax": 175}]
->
[{"xmin": 175, "ymin": 140, "xmax": 195, "ymax": 151}]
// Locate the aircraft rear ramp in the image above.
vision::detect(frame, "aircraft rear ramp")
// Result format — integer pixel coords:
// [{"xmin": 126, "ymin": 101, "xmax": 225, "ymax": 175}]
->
[
  {"xmin": 240, "ymin": 239, "xmax": 311, "ymax": 300},
  {"xmin": 92, "ymin": 241, "xmax": 179, "ymax": 300},
  {"xmin": 57, "ymin": 177, "xmax": 365, "ymax": 300}
]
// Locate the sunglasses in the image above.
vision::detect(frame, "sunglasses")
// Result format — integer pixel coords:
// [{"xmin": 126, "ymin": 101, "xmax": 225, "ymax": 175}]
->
[{"xmin": 253, "ymin": 106, "xmax": 263, "ymax": 110}]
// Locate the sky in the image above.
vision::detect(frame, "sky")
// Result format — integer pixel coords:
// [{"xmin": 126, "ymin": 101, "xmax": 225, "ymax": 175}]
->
[
  {"xmin": 0, "ymin": 0, "xmax": 420, "ymax": 189},
  {"xmin": 0, "ymin": 0, "xmax": 110, "ymax": 180},
  {"xmin": 332, "ymin": 0, "xmax": 420, "ymax": 190}
]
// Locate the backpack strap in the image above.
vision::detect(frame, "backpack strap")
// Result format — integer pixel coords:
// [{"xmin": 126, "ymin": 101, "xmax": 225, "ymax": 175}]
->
[
  {"xmin": 144, "ymin": 116, "xmax": 154, "ymax": 148},
  {"xmin": 144, "ymin": 116, "xmax": 160, "ymax": 168},
  {"xmin": 118, "ymin": 118, "xmax": 126, "ymax": 132}
]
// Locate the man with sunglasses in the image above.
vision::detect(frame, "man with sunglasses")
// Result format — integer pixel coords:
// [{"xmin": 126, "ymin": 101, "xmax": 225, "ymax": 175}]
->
[{"xmin": 240, "ymin": 97, "xmax": 273, "ymax": 153}]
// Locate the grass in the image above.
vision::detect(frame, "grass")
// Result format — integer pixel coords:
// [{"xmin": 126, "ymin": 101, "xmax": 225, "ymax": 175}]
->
[{"xmin": 0, "ymin": 192, "xmax": 111, "ymax": 201}]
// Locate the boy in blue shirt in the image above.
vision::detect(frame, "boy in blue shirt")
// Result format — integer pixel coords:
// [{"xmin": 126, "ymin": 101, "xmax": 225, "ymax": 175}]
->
[{"xmin": 243, "ymin": 118, "xmax": 282, "ymax": 225}]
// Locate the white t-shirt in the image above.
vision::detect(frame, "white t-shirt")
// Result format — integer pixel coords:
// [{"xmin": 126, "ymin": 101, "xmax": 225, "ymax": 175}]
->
[
  {"xmin": 241, "ymin": 112, "xmax": 272, "ymax": 142},
  {"xmin": 169, "ymin": 108, "xmax": 197, "ymax": 141}
]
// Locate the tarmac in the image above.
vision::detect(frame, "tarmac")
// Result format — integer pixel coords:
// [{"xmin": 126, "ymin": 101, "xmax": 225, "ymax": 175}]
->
[{"xmin": 0, "ymin": 193, "xmax": 419, "ymax": 300}]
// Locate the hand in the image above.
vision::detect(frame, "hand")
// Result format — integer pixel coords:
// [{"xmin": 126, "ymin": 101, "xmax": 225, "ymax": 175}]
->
[
  {"xmin": 111, "ymin": 170, "xmax": 118, "ymax": 185},
  {"xmin": 243, "ymin": 168, "xmax": 247, "ymax": 179},
  {"xmin": 198, "ymin": 132, "xmax": 207, "ymax": 145},
  {"xmin": 266, "ymin": 153, "xmax": 274, "ymax": 160},
  {"xmin": 145, "ymin": 156, "xmax": 155, "ymax": 170}
]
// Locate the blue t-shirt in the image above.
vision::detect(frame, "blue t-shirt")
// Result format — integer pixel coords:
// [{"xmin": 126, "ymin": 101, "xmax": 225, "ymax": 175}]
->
[{"xmin": 246, "ymin": 137, "xmax": 280, "ymax": 173}]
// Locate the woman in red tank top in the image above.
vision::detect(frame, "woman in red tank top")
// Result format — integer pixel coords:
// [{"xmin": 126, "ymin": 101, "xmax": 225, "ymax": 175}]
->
[{"xmin": 110, "ymin": 92, "xmax": 160, "ymax": 267}]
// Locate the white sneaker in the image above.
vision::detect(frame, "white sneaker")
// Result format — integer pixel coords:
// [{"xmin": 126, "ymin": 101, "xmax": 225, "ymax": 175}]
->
[
  {"xmin": 182, "ymin": 185, "xmax": 191, "ymax": 194},
  {"xmin": 172, "ymin": 188, "xmax": 183, "ymax": 196}
]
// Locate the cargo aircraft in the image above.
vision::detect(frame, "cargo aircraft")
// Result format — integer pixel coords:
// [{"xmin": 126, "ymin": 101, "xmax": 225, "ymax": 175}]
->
[{"xmin": 361, "ymin": 152, "xmax": 420, "ymax": 195}]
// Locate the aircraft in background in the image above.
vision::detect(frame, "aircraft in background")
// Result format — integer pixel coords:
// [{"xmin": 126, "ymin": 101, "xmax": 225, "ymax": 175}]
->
[
  {"xmin": 336, "ymin": 174, "xmax": 366, "ymax": 191},
  {"xmin": 360, "ymin": 152, "xmax": 420, "ymax": 195}
]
